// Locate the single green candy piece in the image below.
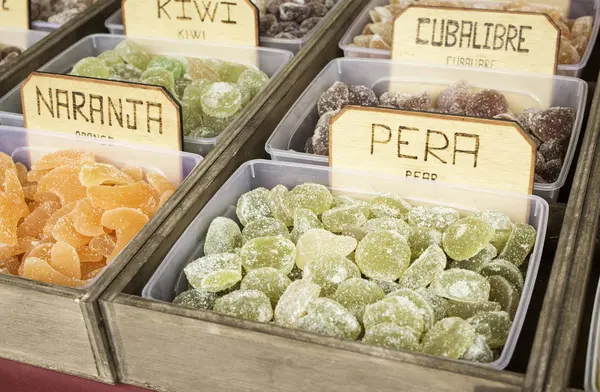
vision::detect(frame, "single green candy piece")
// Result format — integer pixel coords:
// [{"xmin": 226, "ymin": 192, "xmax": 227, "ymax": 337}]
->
[
  {"xmin": 71, "ymin": 57, "xmax": 111, "ymax": 79},
  {"xmin": 182, "ymin": 102, "xmax": 204, "ymax": 134},
  {"xmin": 240, "ymin": 267, "xmax": 291, "ymax": 307},
  {"xmin": 201, "ymin": 82, "xmax": 243, "ymax": 118},
  {"xmin": 363, "ymin": 323, "xmax": 420, "ymax": 351},
  {"xmin": 363, "ymin": 296, "xmax": 426, "ymax": 337},
  {"xmin": 290, "ymin": 208, "xmax": 324, "ymax": 243},
  {"xmin": 184, "ymin": 253, "xmax": 242, "ymax": 292},
  {"xmin": 416, "ymin": 288, "xmax": 448, "ymax": 321},
  {"xmin": 479, "ymin": 259, "xmax": 524, "ymax": 292},
  {"xmin": 204, "ymin": 217, "xmax": 242, "ymax": 255},
  {"xmin": 321, "ymin": 204, "xmax": 368, "ymax": 233},
  {"xmin": 431, "ymin": 269, "xmax": 491, "ymax": 302},
  {"xmin": 183, "ymin": 79, "xmax": 214, "ymax": 112},
  {"xmin": 97, "ymin": 50, "xmax": 124, "ymax": 68},
  {"xmin": 147, "ymin": 55, "xmax": 186, "ymax": 79},
  {"xmin": 450, "ymin": 243, "xmax": 497, "ymax": 272},
  {"xmin": 269, "ymin": 185, "xmax": 293, "ymax": 227},
  {"xmin": 284, "ymin": 183, "xmax": 333, "ymax": 216},
  {"xmin": 355, "ymin": 230, "xmax": 411, "ymax": 280},
  {"xmin": 488, "ymin": 275, "xmax": 520, "ymax": 319},
  {"xmin": 141, "ymin": 67, "xmax": 175, "ymax": 94},
  {"xmin": 398, "ymin": 245, "xmax": 447, "ymax": 289},
  {"xmin": 114, "ymin": 40, "xmax": 151, "ymax": 70},
  {"xmin": 172, "ymin": 289, "xmax": 218, "ymax": 310},
  {"xmin": 237, "ymin": 67, "xmax": 269, "ymax": 97},
  {"xmin": 363, "ymin": 217, "xmax": 411, "ymax": 237},
  {"xmin": 445, "ymin": 299, "xmax": 501, "ymax": 319},
  {"xmin": 236, "ymin": 187, "xmax": 271, "ymax": 226},
  {"xmin": 498, "ymin": 223, "xmax": 536, "ymax": 266},
  {"xmin": 475, "ymin": 210, "xmax": 514, "ymax": 254},
  {"xmin": 295, "ymin": 298, "xmax": 361, "ymax": 340},
  {"xmin": 468, "ymin": 311, "xmax": 512, "ymax": 349},
  {"xmin": 213, "ymin": 289, "xmax": 273, "ymax": 322},
  {"xmin": 203, "ymin": 113, "xmax": 232, "ymax": 134},
  {"xmin": 238, "ymin": 83, "xmax": 252, "ymax": 107},
  {"xmin": 304, "ymin": 256, "xmax": 361, "ymax": 296},
  {"xmin": 341, "ymin": 226, "xmax": 368, "ymax": 242},
  {"xmin": 369, "ymin": 193, "xmax": 412, "ymax": 220},
  {"xmin": 187, "ymin": 58, "xmax": 221, "ymax": 82},
  {"xmin": 372, "ymin": 278, "xmax": 402, "ymax": 295},
  {"xmin": 201, "ymin": 58, "xmax": 231, "ymax": 80},
  {"xmin": 421, "ymin": 317, "xmax": 476, "ymax": 359},
  {"xmin": 240, "ymin": 236, "xmax": 296, "ymax": 274},
  {"xmin": 333, "ymin": 278, "xmax": 385, "ymax": 322},
  {"xmin": 442, "ymin": 217, "xmax": 494, "ymax": 261},
  {"xmin": 295, "ymin": 229, "xmax": 356, "ymax": 270},
  {"xmin": 174, "ymin": 76, "xmax": 192, "ymax": 99},
  {"xmin": 332, "ymin": 195, "xmax": 370, "ymax": 215},
  {"xmin": 219, "ymin": 61, "xmax": 250, "ymax": 83},
  {"xmin": 110, "ymin": 63, "xmax": 143, "ymax": 82},
  {"xmin": 274, "ymin": 280, "xmax": 321, "ymax": 327},
  {"xmin": 490, "ymin": 227, "xmax": 512, "ymax": 254},
  {"xmin": 408, "ymin": 205, "xmax": 460, "ymax": 231},
  {"xmin": 242, "ymin": 217, "xmax": 289, "ymax": 243},
  {"xmin": 408, "ymin": 227, "xmax": 442, "ymax": 261},
  {"xmin": 386, "ymin": 288, "xmax": 435, "ymax": 331},
  {"xmin": 460, "ymin": 334, "xmax": 494, "ymax": 363}
]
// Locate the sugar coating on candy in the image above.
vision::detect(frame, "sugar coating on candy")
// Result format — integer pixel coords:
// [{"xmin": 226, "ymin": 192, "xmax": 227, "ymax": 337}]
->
[
  {"xmin": 275, "ymin": 280, "xmax": 321, "ymax": 327},
  {"xmin": 295, "ymin": 229, "xmax": 356, "ymax": 270},
  {"xmin": 310, "ymin": 110, "xmax": 339, "ymax": 155},
  {"xmin": 450, "ymin": 243, "xmax": 497, "ymax": 272},
  {"xmin": 295, "ymin": 298, "xmax": 362, "ymax": 340},
  {"xmin": 408, "ymin": 227, "xmax": 442, "ymax": 261},
  {"xmin": 437, "ymin": 80, "xmax": 471, "ymax": 115},
  {"xmin": 71, "ymin": 57, "xmax": 110, "ymax": 79},
  {"xmin": 465, "ymin": 89, "xmax": 509, "ymax": 118},
  {"xmin": 284, "ymin": 183, "xmax": 333, "ymax": 216},
  {"xmin": 542, "ymin": 159, "xmax": 562, "ymax": 183},
  {"xmin": 443, "ymin": 217, "xmax": 494, "ymax": 261},
  {"xmin": 304, "ymin": 256, "xmax": 361, "ymax": 296},
  {"xmin": 460, "ymin": 334, "xmax": 494, "ymax": 363},
  {"xmin": 386, "ymin": 288, "xmax": 436, "ymax": 330},
  {"xmin": 184, "ymin": 253, "xmax": 242, "ymax": 292},
  {"xmin": 363, "ymin": 217, "xmax": 411, "ymax": 237},
  {"xmin": 398, "ymin": 245, "xmax": 447, "ymax": 289},
  {"xmin": 213, "ymin": 289, "xmax": 273, "ymax": 322},
  {"xmin": 416, "ymin": 287, "xmax": 448, "ymax": 321},
  {"xmin": 445, "ymin": 300, "xmax": 501, "ymax": 319},
  {"xmin": 348, "ymin": 85, "xmax": 379, "ymax": 107},
  {"xmin": 488, "ymin": 275, "xmax": 519, "ymax": 319},
  {"xmin": 497, "ymin": 223, "xmax": 536, "ymax": 266},
  {"xmin": 269, "ymin": 185, "xmax": 293, "ymax": 227},
  {"xmin": 468, "ymin": 311, "xmax": 511, "ymax": 349},
  {"xmin": 241, "ymin": 267, "xmax": 291, "ymax": 306},
  {"xmin": 147, "ymin": 55, "xmax": 186, "ymax": 79},
  {"xmin": 321, "ymin": 204, "xmax": 368, "ymax": 233},
  {"xmin": 408, "ymin": 205, "xmax": 459, "ymax": 231},
  {"xmin": 431, "ymin": 269, "xmax": 491, "ymax": 302},
  {"xmin": 355, "ymin": 230, "xmax": 410, "ymax": 280},
  {"xmin": 539, "ymin": 139, "xmax": 567, "ymax": 161},
  {"xmin": 110, "ymin": 64, "xmax": 142, "ymax": 82},
  {"xmin": 363, "ymin": 323, "xmax": 421, "ymax": 351},
  {"xmin": 363, "ymin": 296, "xmax": 426, "ymax": 337},
  {"xmin": 242, "ymin": 217, "xmax": 289, "ymax": 243},
  {"xmin": 204, "ymin": 217, "xmax": 242, "ymax": 255},
  {"xmin": 236, "ymin": 187, "xmax": 272, "ymax": 226},
  {"xmin": 530, "ymin": 107, "xmax": 574, "ymax": 142},
  {"xmin": 421, "ymin": 317, "xmax": 476, "ymax": 359},
  {"xmin": 237, "ymin": 68, "xmax": 269, "ymax": 97},
  {"xmin": 240, "ymin": 236, "xmax": 296, "ymax": 274},
  {"xmin": 479, "ymin": 260, "xmax": 524, "ymax": 292},
  {"xmin": 201, "ymin": 82, "xmax": 243, "ymax": 119},
  {"xmin": 173, "ymin": 289, "xmax": 218, "ymax": 310},
  {"xmin": 115, "ymin": 40, "xmax": 150, "ymax": 71},
  {"xmin": 559, "ymin": 37, "xmax": 581, "ymax": 65},
  {"xmin": 333, "ymin": 278, "xmax": 385, "ymax": 322},
  {"xmin": 318, "ymin": 82, "xmax": 349, "ymax": 116},
  {"xmin": 373, "ymin": 278, "xmax": 402, "ymax": 295},
  {"xmin": 379, "ymin": 91, "xmax": 432, "ymax": 111},
  {"xmin": 290, "ymin": 208, "xmax": 324, "ymax": 243},
  {"xmin": 369, "ymin": 193, "xmax": 412, "ymax": 220}
]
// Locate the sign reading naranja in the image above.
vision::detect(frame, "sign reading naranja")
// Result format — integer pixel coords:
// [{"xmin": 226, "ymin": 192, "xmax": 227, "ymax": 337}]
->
[
  {"xmin": 122, "ymin": 0, "xmax": 259, "ymax": 46},
  {"xmin": 391, "ymin": 6, "xmax": 560, "ymax": 75},
  {"xmin": 0, "ymin": 0, "xmax": 28, "ymax": 29},
  {"xmin": 21, "ymin": 72, "xmax": 183, "ymax": 151}
]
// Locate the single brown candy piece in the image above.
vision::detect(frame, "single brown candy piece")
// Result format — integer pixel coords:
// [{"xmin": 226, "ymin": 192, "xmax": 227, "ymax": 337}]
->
[
  {"xmin": 379, "ymin": 91, "xmax": 432, "ymax": 111},
  {"xmin": 572, "ymin": 16, "xmax": 593, "ymax": 40},
  {"xmin": 558, "ymin": 37, "xmax": 581, "ymax": 65},
  {"xmin": 279, "ymin": 3, "xmax": 310, "ymax": 22},
  {"xmin": 530, "ymin": 107, "xmax": 574, "ymax": 142},
  {"xmin": 348, "ymin": 85, "xmax": 379, "ymax": 107},
  {"xmin": 279, "ymin": 21, "xmax": 300, "ymax": 32},
  {"xmin": 539, "ymin": 139, "xmax": 567, "ymax": 161},
  {"xmin": 267, "ymin": 0, "xmax": 286, "ymax": 15},
  {"xmin": 437, "ymin": 80, "xmax": 471, "ymax": 115},
  {"xmin": 259, "ymin": 13, "xmax": 278, "ymax": 34},
  {"xmin": 465, "ymin": 89, "xmax": 509, "ymax": 118},
  {"xmin": 307, "ymin": 2, "xmax": 327, "ymax": 17},
  {"xmin": 517, "ymin": 108, "xmax": 540, "ymax": 133},
  {"xmin": 311, "ymin": 110, "xmax": 339, "ymax": 156},
  {"xmin": 543, "ymin": 158, "xmax": 563, "ymax": 183},
  {"xmin": 300, "ymin": 16, "xmax": 322, "ymax": 32},
  {"xmin": 318, "ymin": 82, "xmax": 349, "ymax": 116}
]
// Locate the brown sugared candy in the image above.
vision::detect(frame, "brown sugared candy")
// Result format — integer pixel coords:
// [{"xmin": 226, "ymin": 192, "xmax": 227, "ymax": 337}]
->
[
  {"xmin": 529, "ymin": 107, "xmax": 574, "ymax": 142},
  {"xmin": 348, "ymin": 85, "xmax": 379, "ymax": 107},
  {"xmin": 317, "ymin": 81, "xmax": 349, "ymax": 116},
  {"xmin": 380, "ymin": 91, "xmax": 432, "ymax": 111},
  {"xmin": 465, "ymin": 89, "xmax": 509, "ymax": 118},
  {"xmin": 261, "ymin": 0, "xmax": 334, "ymax": 39},
  {"xmin": 437, "ymin": 80, "xmax": 471, "ymax": 115},
  {"xmin": 311, "ymin": 110, "xmax": 339, "ymax": 156}
]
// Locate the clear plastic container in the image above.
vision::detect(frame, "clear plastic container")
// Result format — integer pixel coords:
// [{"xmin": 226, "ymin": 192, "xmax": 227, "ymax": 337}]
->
[
  {"xmin": 586, "ymin": 281, "xmax": 600, "ymax": 391},
  {"xmin": 338, "ymin": 0, "xmax": 600, "ymax": 78},
  {"xmin": 140, "ymin": 159, "xmax": 548, "ymax": 370},
  {"xmin": 265, "ymin": 58, "xmax": 588, "ymax": 201},
  {"xmin": 30, "ymin": 21, "xmax": 62, "ymax": 32},
  {"xmin": 0, "ymin": 34, "xmax": 293, "ymax": 156},
  {"xmin": 0, "ymin": 28, "xmax": 48, "ymax": 50},
  {"xmin": 104, "ymin": 4, "xmax": 343, "ymax": 54},
  {"xmin": 0, "ymin": 125, "xmax": 202, "ymax": 288}
]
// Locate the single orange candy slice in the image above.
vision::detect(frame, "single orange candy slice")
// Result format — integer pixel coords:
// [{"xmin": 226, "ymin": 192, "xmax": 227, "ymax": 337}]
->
[
  {"xmin": 5, "ymin": 169, "xmax": 29, "ymax": 219},
  {"xmin": 32, "ymin": 150, "xmax": 95, "ymax": 171},
  {"xmin": 78, "ymin": 245, "xmax": 104, "ymax": 263},
  {"xmin": 0, "ymin": 152, "xmax": 17, "ymax": 190},
  {"xmin": 23, "ymin": 184, "xmax": 37, "ymax": 200},
  {"xmin": 51, "ymin": 213, "xmax": 92, "ymax": 249},
  {"xmin": 20, "ymin": 242, "xmax": 53, "ymax": 275},
  {"xmin": 21, "ymin": 257, "xmax": 85, "ymax": 288},
  {"xmin": 0, "ymin": 236, "xmax": 38, "ymax": 259},
  {"xmin": 37, "ymin": 166, "xmax": 87, "ymax": 205},
  {"xmin": 89, "ymin": 233, "xmax": 116, "ymax": 257},
  {"xmin": 71, "ymin": 197, "xmax": 105, "ymax": 237},
  {"xmin": 0, "ymin": 192, "xmax": 23, "ymax": 246},
  {"xmin": 50, "ymin": 241, "xmax": 82, "ymax": 279},
  {"xmin": 81, "ymin": 261, "xmax": 106, "ymax": 280},
  {"xmin": 146, "ymin": 171, "xmax": 176, "ymax": 196},
  {"xmin": 0, "ymin": 255, "xmax": 20, "ymax": 275},
  {"xmin": 87, "ymin": 181, "xmax": 153, "ymax": 210},
  {"xmin": 27, "ymin": 169, "xmax": 51, "ymax": 183},
  {"xmin": 43, "ymin": 202, "xmax": 76, "ymax": 239},
  {"xmin": 79, "ymin": 163, "xmax": 135, "ymax": 187},
  {"xmin": 121, "ymin": 165, "xmax": 143, "ymax": 181},
  {"xmin": 17, "ymin": 207, "xmax": 51, "ymax": 238},
  {"xmin": 33, "ymin": 191, "xmax": 61, "ymax": 204},
  {"xmin": 15, "ymin": 162, "xmax": 28, "ymax": 185},
  {"xmin": 101, "ymin": 208, "xmax": 149, "ymax": 262}
]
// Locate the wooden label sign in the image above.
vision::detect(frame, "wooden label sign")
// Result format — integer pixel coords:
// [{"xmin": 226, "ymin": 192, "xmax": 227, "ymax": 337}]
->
[
  {"xmin": 21, "ymin": 72, "xmax": 183, "ymax": 151},
  {"xmin": 0, "ymin": 0, "xmax": 29, "ymax": 29},
  {"xmin": 122, "ymin": 0, "xmax": 259, "ymax": 46},
  {"xmin": 391, "ymin": 6, "xmax": 560, "ymax": 75},
  {"xmin": 329, "ymin": 106, "xmax": 535, "ymax": 196}
]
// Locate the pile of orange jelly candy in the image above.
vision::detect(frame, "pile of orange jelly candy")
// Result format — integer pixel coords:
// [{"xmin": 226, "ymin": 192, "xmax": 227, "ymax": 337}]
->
[{"xmin": 0, "ymin": 150, "xmax": 176, "ymax": 288}]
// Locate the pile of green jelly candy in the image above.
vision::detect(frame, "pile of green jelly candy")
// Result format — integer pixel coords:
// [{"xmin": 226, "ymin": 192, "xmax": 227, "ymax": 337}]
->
[
  {"xmin": 69, "ymin": 40, "xmax": 269, "ymax": 139},
  {"xmin": 177, "ymin": 184, "xmax": 537, "ymax": 363}
]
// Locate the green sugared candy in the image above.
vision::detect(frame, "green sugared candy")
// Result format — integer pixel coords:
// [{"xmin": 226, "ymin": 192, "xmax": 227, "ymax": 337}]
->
[
  {"xmin": 203, "ymin": 113, "xmax": 233, "ymax": 134},
  {"xmin": 242, "ymin": 217, "xmax": 289, "ymax": 243},
  {"xmin": 147, "ymin": 55, "xmax": 186, "ymax": 79},
  {"xmin": 476, "ymin": 210, "xmax": 514, "ymax": 254},
  {"xmin": 498, "ymin": 223, "xmax": 536, "ymax": 266},
  {"xmin": 110, "ymin": 63, "xmax": 142, "ymax": 82},
  {"xmin": 204, "ymin": 217, "xmax": 242, "ymax": 255},
  {"xmin": 173, "ymin": 289, "xmax": 218, "ymax": 310},
  {"xmin": 175, "ymin": 76, "xmax": 192, "ymax": 99},
  {"xmin": 183, "ymin": 79, "xmax": 214, "ymax": 111},
  {"xmin": 201, "ymin": 82, "xmax": 243, "ymax": 118},
  {"xmin": 295, "ymin": 298, "xmax": 361, "ymax": 340},
  {"xmin": 71, "ymin": 57, "xmax": 111, "ymax": 79},
  {"xmin": 408, "ymin": 205, "xmax": 459, "ymax": 231},
  {"xmin": 408, "ymin": 227, "xmax": 442, "ymax": 261},
  {"xmin": 363, "ymin": 217, "xmax": 411, "ymax": 237},
  {"xmin": 372, "ymin": 278, "xmax": 402, "ymax": 295},
  {"xmin": 237, "ymin": 67, "xmax": 269, "ymax": 96},
  {"xmin": 479, "ymin": 259, "xmax": 524, "ymax": 292},
  {"xmin": 421, "ymin": 317, "xmax": 476, "ymax": 359},
  {"xmin": 303, "ymin": 256, "xmax": 360, "ymax": 296},
  {"xmin": 213, "ymin": 289, "xmax": 273, "ymax": 322},
  {"xmin": 398, "ymin": 245, "xmax": 446, "ymax": 289},
  {"xmin": 236, "ymin": 187, "xmax": 272, "ymax": 226},
  {"xmin": 369, "ymin": 193, "xmax": 412, "ymax": 220},
  {"xmin": 98, "ymin": 50, "xmax": 124, "ymax": 68},
  {"xmin": 450, "ymin": 243, "xmax": 497, "ymax": 272},
  {"xmin": 290, "ymin": 208, "xmax": 323, "ymax": 243},
  {"xmin": 416, "ymin": 287, "xmax": 448, "ymax": 321},
  {"xmin": 321, "ymin": 204, "xmax": 368, "ymax": 233},
  {"xmin": 460, "ymin": 334, "xmax": 494, "ymax": 363},
  {"xmin": 275, "ymin": 280, "xmax": 321, "ymax": 327},
  {"xmin": 363, "ymin": 323, "xmax": 420, "ymax": 351},
  {"xmin": 363, "ymin": 296, "xmax": 426, "ymax": 337},
  {"xmin": 442, "ymin": 217, "xmax": 494, "ymax": 261},
  {"xmin": 140, "ymin": 67, "xmax": 175, "ymax": 94},
  {"xmin": 468, "ymin": 311, "xmax": 511, "ymax": 349},
  {"xmin": 355, "ymin": 230, "xmax": 410, "ymax": 280},
  {"xmin": 114, "ymin": 40, "xmax": 150, "ymax": 70},
  {"xmin": 431, "ymin": 269, "xmax": 491, "ymax": 303},
  {"xmin": 333, "ymin": 278, "xmax": 385, "ymax": 322},
  {"xmin": 240, "ymin": 236, "xmax": 295, "ymax": 274},
  {"xmin": 241, "ymin": 267, "xmax": 291, "ymax": 307},
  {"xmin": 386, "ymin": 288, "xmax": 435, "ymax": 330},
  {"xmin": 269, "ymin": 185, "xmax": 293, "ymax": 227},
  {"xmin": 182, "ymin": 102, "xmax": 204, "ymax": 132},
  {"xmin": 488, "ymin": 275, "xmax": 519, "ymax": 318},
  {"xmin": 184, "ymin": 253, "xmax": 242, "ymax": 292},
  {"xmin": 295, "ymin": 229, "xmax": 356, "ymax": 270},
  {"xmin": 445, "ymin": 299, "xmax": 501, "ymax": 319},
  {"xmin": 284, "ymin": 183, "xmax": 333, "ymax": 216}
]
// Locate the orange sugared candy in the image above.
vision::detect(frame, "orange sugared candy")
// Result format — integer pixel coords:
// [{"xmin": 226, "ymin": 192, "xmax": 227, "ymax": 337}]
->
[{"xmin": 0, "ymin": 149, "xmax": 177, "ymax": 288}]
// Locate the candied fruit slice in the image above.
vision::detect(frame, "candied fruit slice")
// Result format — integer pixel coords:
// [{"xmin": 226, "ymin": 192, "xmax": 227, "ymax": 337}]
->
[
  {"xmin": 460, "ymin": 334, "xmax": 494, "ymax": 363},
  {"xmin": 0, "ymin": 152, "xmax": 17, "ymax": 187},
  {"xmin": 0, "ymin": 192, "xmax": 23, "ymax": 245},
  {"xmin": 304, "ymin": 256, "xmax": 360, "ymax": 296},
  {"xmin": 421, "ymin": 317, "xmax": 476, "ymax": 359},
  {"xmin": 146, "ymin": 170, "xmax": 176, "ymax": 196},
  {"xmin": 115, "ymin": 40, "xmax": 150, "ymax": 71},
  {"xmin": 187, "ymin": 58, "xmax": 221, "ymax": 82},
  {"xmin": 201, "ymin": 82, "xmax": 243, "ymax": 118},
  {"xmin": 27, "ymin": 169, "xmax": 50, "ymax": 183},
  {"xmin": 241, "ymin": 267, "xmax": 291, "ymax": 307},
  {"xmin": 363, "ymin": 296, "xmax": 426, "ymax": 337},
  {"xmin": 437, "ymin": 80, "xmax": 471, "ymax": 115},
  {"xmin": 363, "ymin": 323, "xmax": 420, "ymax": 351},
  {"xmin": 442, "ymin": 216, "xmax": 494, "ymax": 261},
  {"xmin": 78, "ymin": 245, "xmax": 104, "ymax": 263},
  {"xmin": 450, "ymin": 243, "xmax": 497, "ymax": 272},
  {"xmin": 479, "ymin": 260, "xmax": 524, "ymax": 292},
  {"xmin": 318, "ymin": 81, "xmax": 349, "ymax": 116},
  {"xmin": 0, "ymin": 236, "xmax": 37, "ymax": 261},
  {"xmin": 37, "ymin": 166, "xmax": 86, "ymax": 205},
  {"xmin": 468, "ymin": 311, "xmax": 511, "ymax": 349},
  {"xmin": 23, "ymin": 184, "xmax": 36, "ymax": 200},
  {"xmin": 363, "ymin": 217, "xmax": 411, "ymax": 237},
  {"xmin": 290, "ymin": 208, "xmax": 323, "ymax": 243},
  {"xmin": 236, "ymin": 187, "xmax": 272, "ymax": 226},
  {"xmin": 71, "ymin": 197, "xmax": 105, "ymax": 237},
  {"xmin": 81, "ymin": 261, "xmax": 106, "ymax": 280},
  {"xmin": 274, "ymin": 280, "xmax": 321, "ymax": 327},
  {"xmin": 5, "ymin": 169, "xmax": 29, "ymax": 219},
  {"xmin": 0, "ymin": 255, "xmax": 20, "ymax": 275},
  {"xmin": 22, "ymin": 242, "xmax": 52, "ymax": 263},
  {"xmin": 240, "ymin": 236, "xmax": 295, "ymax": 274},
  {"xmin": 295, "ymin": 298, "xmax": 361, "ymax": 340},
  {"xmin": 32, "ymin": 150, "xmax": 95, "ymax": 171},
  {"xmin": 488, "ymin": 275, "xmax": 519, "ymax": 318},
  {"xmin": 204, "ymin": 217, "xmax": 242, "ymax": 255},
  {"xmin": 333, "ymin": 278, "xmax": 385, "ymax": 322},
  {"xmin": 214, "ymin": 289, "xmax": 273, "ymax": 322},
  {"xmin": 408, "ymin": 205, "xmax": 459, "ymax": 231},
  {"xmin": 355, "ymin": 230, "xmax": 410, "ymax": 280},
  {"xmin": 242, "ymin": 217, "xmax": 289, "ymax": 243},
  {"xmin": 465, "ymin": 89, "xmax": 508, "ymax": 118},
  {"xmin": 101, "ymin": 208, "xmax": 150, "ymax": 261},
  {"xmin": 121, "ymin": 165, "xmax": 143, "ymax": 181},
  {"xmin": 284, "ymin": 183, "xmax": 333, "ymax": 216},
  {"xmin": 445, "ymin": 299, "xmax": 501, "ymax": 319},
  {"xmin": 408, "ymin": 227, "xmax": 442, "ymax": 261},
  {"xmin": 398, "ymin": 244, "xmax": 447, "ymax": 289},
  {"xmin": 52, "ymin": 214, "xmax": 92, "ymax": 250},
  {"xmin": 184, "ymin": 252, "xmax": 242, "ymax": 292},
  {"xmin": 237, "ymin": 67, "xmax": 269, "ymax": 97},
  {"xmin": 50, "ymin": 241, "xmax": 81, "ymax": 279},
  {"xmin": 294, "ymin": 311, "xmax": 344, "ymax": 338},
  {"xmin": 43, "ymin": 202, "xmax": 76, "ymax": 239},
  {"xmin": 89, "ymin": 233, "xmax": 116, "ymax": 257},
  {"xmin": 87, "ymin": 181, "xmax": 153, "ymax": 210},
  {"xmin": 387, "ymin": 288, "xmax": 436, "ymax": 330},
  {"xmin": 321, "ymin": 204, "xmax": 368, "ymax": 233},
  {"xmin": 431, "ymin": 269, "xmax": 491, "ymax": 302},
  {"xmin": 17, "ymin": 205, "xmax": 51, "ymax": 238},
  {"xmin": 158, "ymin": 190, "xmax": 173, "ymax": 208},
  {"xmin": 15, "ymin": 163, "xmax": 27, "ymax": 185},
  {"xmin": 79, "ymin": 163, "xmax": 134, "ymax": 187},
  {"xmin": 369, "ymin": 193, "xmax": 411, "ymax": 219},
  {"xmin": 497, "ymin": 223, "xmax": 536, "ymax": 266},
  {"xmin": 21, "ymin": 257, "xmax": 85, "ymax": 288},
  {"xmin": 416, "ymin": 287, "xmax": 448, "ymax": 321},
  {"xmin": 295, "ymin": 229, "xmax": 356, "ymax": 270},
  {"xmin": 173, "ymin": 289, "xmax": 218, "ymax": 310},
  {"xmin": 269, "ymin": 185, "xmax": 293, "ymax": 227}
]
